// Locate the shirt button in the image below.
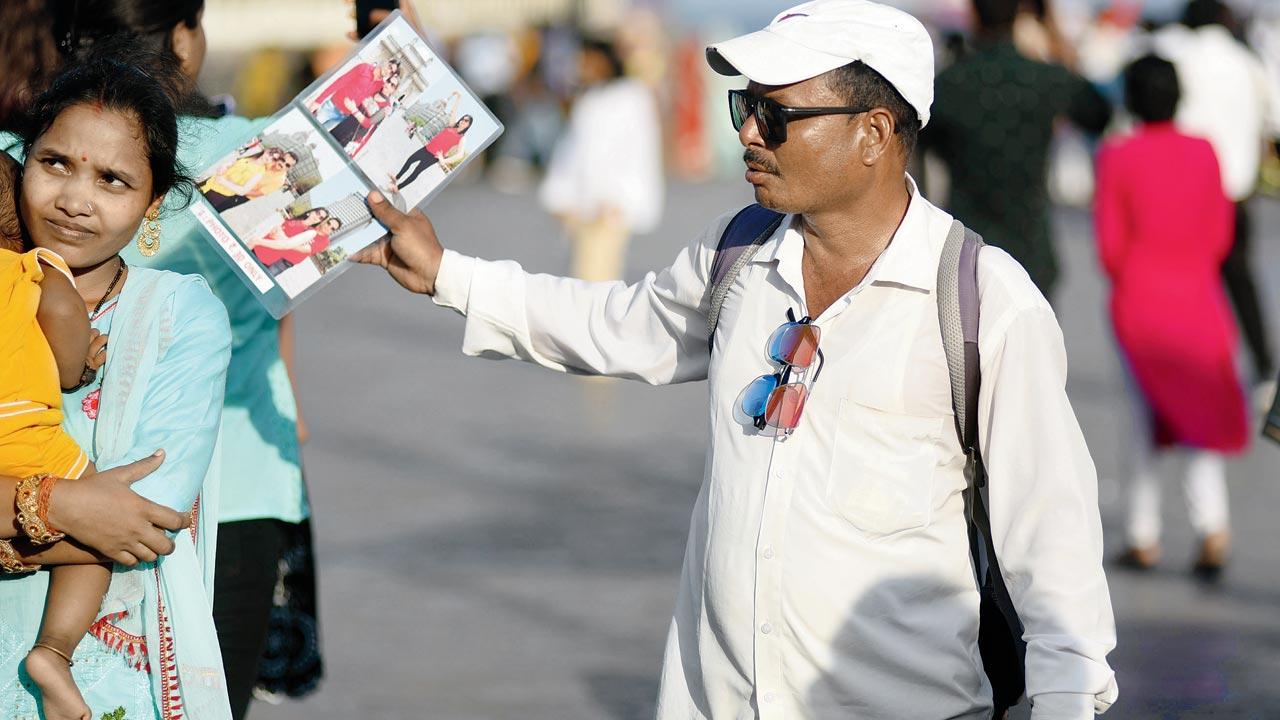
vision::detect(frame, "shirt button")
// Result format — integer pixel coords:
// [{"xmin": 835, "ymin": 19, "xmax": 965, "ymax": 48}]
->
[
  {"xmin": 762, "ymin": 547, "xmax": 775, "ymax": 559},
  {"xmin": 763, "ymin": 691, "xmax": 776, "ymax": 704},
  {"xmin": 761, "ymin": 622, "xmax": 772, "ymax": 635}
]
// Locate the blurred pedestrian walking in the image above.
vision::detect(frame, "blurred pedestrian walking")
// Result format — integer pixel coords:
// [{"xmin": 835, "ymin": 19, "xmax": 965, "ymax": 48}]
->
[
  {"xmin": 1154, "ymin": 0, "xmax": 1276, "ymax": 390},
  {"xmin": 1095, "ymin": 55, "xmax": 1247, "ymax": 579},
  {"xmin": 926, "ymin": 0, "xmax": 1111, "ymax": 302},
  {"xmin": 539, "ymin": 36, "xmax": 663, "ymax": 282}
]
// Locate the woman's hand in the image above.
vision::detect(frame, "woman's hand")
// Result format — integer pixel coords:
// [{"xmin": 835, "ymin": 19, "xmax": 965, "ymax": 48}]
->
[{"xmin": 44, "ymin": 451, "xmax": 190, "ymax": 566}]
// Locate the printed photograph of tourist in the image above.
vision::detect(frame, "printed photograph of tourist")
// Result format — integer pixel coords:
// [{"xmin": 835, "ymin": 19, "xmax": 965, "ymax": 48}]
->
[
  {"xmin": 314, "ymin": 17, "xmax": 502, "ymax": 209},
  {"xmin": 197, "ymin": 109, "xmax": 334, "ymax": 239},
  {"xmin": 248, "ymin": 175, "xmax": 385, "ymax": 298}
]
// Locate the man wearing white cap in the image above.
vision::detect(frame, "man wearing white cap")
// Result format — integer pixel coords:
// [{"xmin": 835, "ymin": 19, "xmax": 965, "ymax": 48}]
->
[{"xmin": 354, "ymin": 1, "xmax": 1118, "ymax": 718}]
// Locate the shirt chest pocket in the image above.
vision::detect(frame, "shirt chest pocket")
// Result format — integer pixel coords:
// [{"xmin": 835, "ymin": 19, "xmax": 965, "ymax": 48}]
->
[{"xmin": 826, "ymin": 398, "xmax": 944, "ymax": 538}]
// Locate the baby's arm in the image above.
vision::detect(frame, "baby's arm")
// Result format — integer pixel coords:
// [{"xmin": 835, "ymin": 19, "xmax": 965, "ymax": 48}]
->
[{"xmin": 36, "ymin": 269, "xmax": 91, "ymax": 390}]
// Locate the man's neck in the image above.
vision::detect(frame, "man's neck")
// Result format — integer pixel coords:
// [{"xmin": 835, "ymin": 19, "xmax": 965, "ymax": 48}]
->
[
  {"xmin": 975, "ymin": 27, "xmax": 1015, "ymax": 46},
  {"xmin": 795, "ymin": 174, "xmax": 912, "ymax": 319},
  {"xmin": 799, "ymin": 175, "xmax": 911, "ymax": 265}
]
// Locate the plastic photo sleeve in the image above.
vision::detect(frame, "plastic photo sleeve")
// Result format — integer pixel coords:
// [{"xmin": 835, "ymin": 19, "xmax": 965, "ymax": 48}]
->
[{"xmin": 190, "ymin": 11, "xmax": 503, "ymax": 318}]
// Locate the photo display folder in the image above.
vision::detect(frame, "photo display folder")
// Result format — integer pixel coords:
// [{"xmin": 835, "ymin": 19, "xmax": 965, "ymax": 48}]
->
[{"xmin": 190, "ymin": 11, "xmax": 503, "ymax": 318}]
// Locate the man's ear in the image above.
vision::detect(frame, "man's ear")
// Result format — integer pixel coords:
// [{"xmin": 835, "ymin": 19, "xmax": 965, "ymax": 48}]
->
[
  {"xmin": 169, "ymin": 18, "xmax": 204, "ymax": 83},
  {"xmin": 858, "ymin": 108, "xmax": 896, "ymax": 166}
]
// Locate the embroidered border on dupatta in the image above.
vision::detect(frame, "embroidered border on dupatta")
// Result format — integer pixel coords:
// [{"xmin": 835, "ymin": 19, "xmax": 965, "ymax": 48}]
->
[
  {"xmin": 156, "ymin": 571, "xmax": 184, "ymax": 720},
  {"xmin": 189, "ymin": 495, "xmax": 200, "ymax": 546},
  {"xmin": 89, "ymin": 610, "xmax": 150, "ymax": 672}
]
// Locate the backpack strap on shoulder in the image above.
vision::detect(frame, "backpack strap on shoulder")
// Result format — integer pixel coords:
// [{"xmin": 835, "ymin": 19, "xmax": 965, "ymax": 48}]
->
[
  {"xmin": 706, "ymin": 204, "xmax": 785, "ymax": 350},
  {"xmin": 937, "ymin": 219, "xmax": 984, "ymax": 460},
  {"xmin": 938, "ymin": 220, "xmax": 1028, "ymax": 716}
]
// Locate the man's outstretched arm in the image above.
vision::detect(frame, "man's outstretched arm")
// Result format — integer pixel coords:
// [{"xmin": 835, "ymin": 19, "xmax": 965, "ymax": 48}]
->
[{"xmin": 354, "ymin": 191, "xmax": 733, "ymax": 385}]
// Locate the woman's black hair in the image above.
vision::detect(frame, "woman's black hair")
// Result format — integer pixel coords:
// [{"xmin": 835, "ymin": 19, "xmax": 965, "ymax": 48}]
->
[
  {"xmin": 579, "ymin": 36, "xmax": 626, "ymax": 80},
  {"xmin": 23, "ymin": 37, "xmax": 194, "ymax": 206},
  {"xmin": 0, "ymin": 0, "xmax": 63, "ymax": 133},
  {"xmin": 1124, "ymin": 54, "xmax": 1180, "ymax": 124},
  {"xmin": 290, "ymin": 206, "xmax": 329, "ymax": 222},
  {"xmin": 456, "ymin": 114, "xmax": 474, "ymax": 134},
  {"xmin": 46, "ymin": 0, "xmax": 217, "ymax": 117},
  {"xmin": 49, "ymin": 0, "xmax": 202, "ymax": 56}
]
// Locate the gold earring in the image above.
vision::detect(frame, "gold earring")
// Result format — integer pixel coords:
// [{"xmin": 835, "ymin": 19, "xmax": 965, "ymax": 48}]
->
[{"xmin": 137, "ymin": 207, "xmax": 161, "ymax": 257}]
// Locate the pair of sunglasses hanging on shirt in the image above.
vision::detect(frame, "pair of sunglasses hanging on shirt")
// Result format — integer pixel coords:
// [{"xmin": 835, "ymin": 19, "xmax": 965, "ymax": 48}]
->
[{"xmin": 741, "ymin": 308, "xmax": 824, "ymax": 436}]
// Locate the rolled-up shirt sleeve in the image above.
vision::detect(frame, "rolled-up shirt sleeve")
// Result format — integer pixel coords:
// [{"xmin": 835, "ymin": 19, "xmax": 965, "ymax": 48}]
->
[
  {"xmin": 432, "ymin": 212, "xmax": 735, "ymax": 385},
  {"xmin": 977, "ymin": 298, "xmax": 1118, "ymax": 719}
]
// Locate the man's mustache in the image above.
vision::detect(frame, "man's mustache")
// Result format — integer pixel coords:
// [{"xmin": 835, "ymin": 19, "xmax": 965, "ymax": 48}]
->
[{"xmin": 743, "ymin": 149, "xmax": 779, "ymax": 174}]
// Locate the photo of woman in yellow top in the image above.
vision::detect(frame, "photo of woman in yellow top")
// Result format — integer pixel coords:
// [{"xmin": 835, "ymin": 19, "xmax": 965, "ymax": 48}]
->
[{"xmin": 199, "ymin": 143, "xmax": 298, "ymax": 212}]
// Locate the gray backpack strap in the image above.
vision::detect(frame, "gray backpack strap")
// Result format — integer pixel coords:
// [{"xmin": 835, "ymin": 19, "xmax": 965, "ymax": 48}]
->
[
  {"xmin": 937, "ymin": 220, "xmax": 984, "ymax": 454},
  {"xmin": 706, "ymin": 204, "xmax": 785, "ymax": 350},
  {"xmin": 938, "ymin": 220, "xmax": 1028, "ymax": 716}
]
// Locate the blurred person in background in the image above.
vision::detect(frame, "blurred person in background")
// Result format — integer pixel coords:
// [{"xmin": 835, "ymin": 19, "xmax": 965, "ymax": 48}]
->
[
  {"xmin": 539, "ymin": 35, "xmax": 662, "ymax": 282},
  {"xmin": 1250, "ymin": 6, "xmax": 1280, "ymax": 199},
  {"xmin": 925, "ymin": 0, "xmax": 1112, "ymax": 302},
  {"xmin": 489, "ymin": 27, "xmax": 566, "ymax": 192},
  {"xmin": 0, "ymin": 1, "xmax": 322, "ymax": 715},
  {"xmin": 670, "ymin": 36, "xmax": 713, "ymax": 181},
  {"xmin": 1095, "ymin": 55, "xmax": 1247, "ymax": 579},
  {"xmin": 1154, "ymin": 0, "xmax": 1276, "ymax": 396},
  {"xmin": 454, "ymin": 30, "xmax": 518, "ymax": 176},
  {"xmin": 0, "ymin": 0, "xmax": 62, "ymax": 135}
]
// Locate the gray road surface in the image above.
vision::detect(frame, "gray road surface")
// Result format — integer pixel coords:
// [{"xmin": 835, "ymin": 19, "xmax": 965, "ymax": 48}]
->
[{"xmin": 253, "ymin": 179, "xmax": 1280, "ymax": 720}]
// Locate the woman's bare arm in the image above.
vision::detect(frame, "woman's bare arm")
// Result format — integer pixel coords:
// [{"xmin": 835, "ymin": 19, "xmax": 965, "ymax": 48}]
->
[{"xmin": 1, "ymin": 456, "xmax": 188, "ymax": 564}]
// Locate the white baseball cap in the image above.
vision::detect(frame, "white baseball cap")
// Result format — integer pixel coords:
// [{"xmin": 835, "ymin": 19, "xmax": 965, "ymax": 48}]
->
[{"xmin": 706, "ymin": 0, "xmax": 935, "ymax": 127}]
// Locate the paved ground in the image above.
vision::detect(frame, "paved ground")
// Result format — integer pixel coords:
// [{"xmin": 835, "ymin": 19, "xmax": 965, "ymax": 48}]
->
[{"xmin": 253, "ymin": 179, "xmax": 1280, "ymax": 720}]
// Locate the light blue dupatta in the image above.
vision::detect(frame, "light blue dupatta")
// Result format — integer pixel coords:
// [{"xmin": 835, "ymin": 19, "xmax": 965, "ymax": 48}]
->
[{"xmin": 92, "ymin": 267, "xmax": 232, "ymax": 720}]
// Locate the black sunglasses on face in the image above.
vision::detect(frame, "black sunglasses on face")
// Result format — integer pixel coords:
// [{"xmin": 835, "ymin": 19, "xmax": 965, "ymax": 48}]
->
[{"xmin": 729, "ymin": 89, "xmax": 873, "ymax": 145}]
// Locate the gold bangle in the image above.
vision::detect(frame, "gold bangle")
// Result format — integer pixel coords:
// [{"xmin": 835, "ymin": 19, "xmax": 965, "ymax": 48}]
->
[
  {"xmin": 0, "ymin": 538, "xmax": 40, "ymax": 573},
  {"xmin": 16, "ymin": 474, "xmax": 65, "ymax": 545},
  {"xmin": 31, "ymin": 642, "xmax": 74, "ymax": 667}
]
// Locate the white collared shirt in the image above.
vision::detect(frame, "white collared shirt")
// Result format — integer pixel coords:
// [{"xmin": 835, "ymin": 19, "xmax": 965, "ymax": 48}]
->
[
  {"xmin": 1152, "ymin": 24, "xmax": 1273, "ymax": 200},
  {"xmin": 432, "ymin": 181, "xmax": 1118, "ymax": 720}
]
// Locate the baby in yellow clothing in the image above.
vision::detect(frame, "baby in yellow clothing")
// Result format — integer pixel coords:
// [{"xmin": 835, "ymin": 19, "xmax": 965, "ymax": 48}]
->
[
  {"xmin": 0, "ymin": 156, "xmax": 100, "ymax": 479},
  {"xmin": 2, "ymin": 149, "xmax": 112, "ymax": 720}
]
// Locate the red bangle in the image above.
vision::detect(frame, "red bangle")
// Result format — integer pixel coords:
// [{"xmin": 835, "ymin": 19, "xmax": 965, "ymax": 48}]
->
[
  {"xmin": 16, "ymin": 474, "xmax": 65, "ymax": 545},
  {"xmin": 37, "ymin": 475, "xmax": 60, "ymax": 536}
]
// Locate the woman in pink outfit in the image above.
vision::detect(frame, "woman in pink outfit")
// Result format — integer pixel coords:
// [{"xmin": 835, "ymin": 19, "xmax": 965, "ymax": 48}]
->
[{"xmin": 1094, "ymin": 55, "xmax": 1248, "ymax": 578}]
